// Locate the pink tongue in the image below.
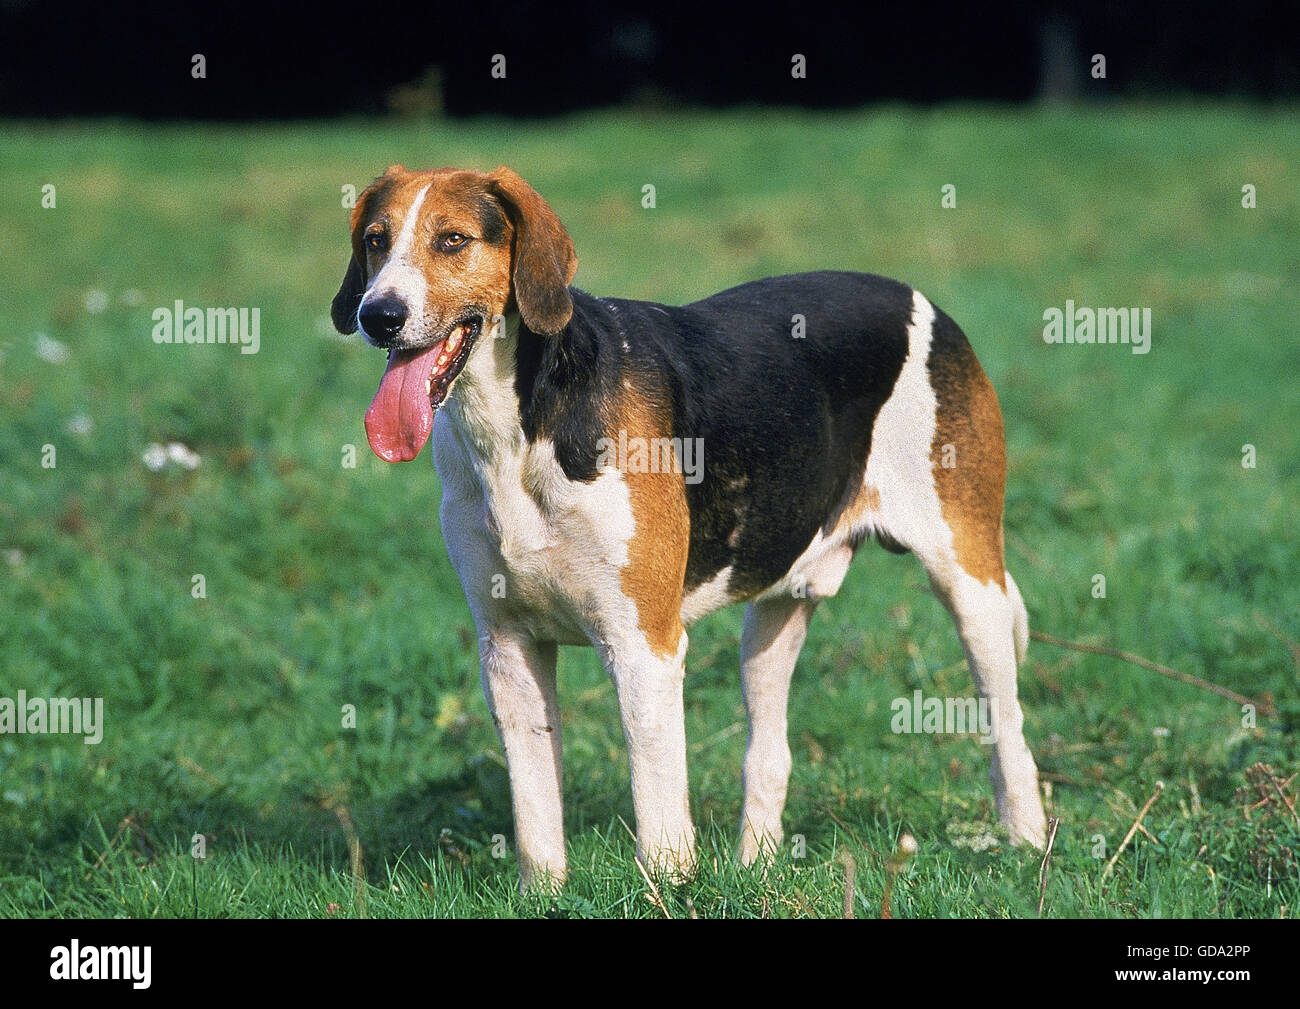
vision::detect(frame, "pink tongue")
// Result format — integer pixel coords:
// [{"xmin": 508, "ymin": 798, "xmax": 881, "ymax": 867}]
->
[{"xmin": 364, "ymin": 345, "xmax": 441, "ymax": 462}]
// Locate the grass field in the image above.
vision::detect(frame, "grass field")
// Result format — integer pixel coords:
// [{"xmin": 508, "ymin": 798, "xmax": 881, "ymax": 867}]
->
[{"xmin": 1, "ymin": 103, "xmax": 1298, "ymax": 918}]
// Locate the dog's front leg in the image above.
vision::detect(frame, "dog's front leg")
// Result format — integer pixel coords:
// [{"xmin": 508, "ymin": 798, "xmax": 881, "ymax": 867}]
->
[
  {"xmin": 478, "ymin": 630, "xmax": 567, "ymax": 889},
  {"xmin": 600, "ymin": 634, "xmax": 697, "ymax": 881}
]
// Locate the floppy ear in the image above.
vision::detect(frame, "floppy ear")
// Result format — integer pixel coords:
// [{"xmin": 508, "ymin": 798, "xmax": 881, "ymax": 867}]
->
[
  {"xmin": 488, "ymin": 166, "xmax": 577, "ymax": 336},
  {"xmin": 331, "ymin": 254, "xmax": 365, "ymax": 334}
]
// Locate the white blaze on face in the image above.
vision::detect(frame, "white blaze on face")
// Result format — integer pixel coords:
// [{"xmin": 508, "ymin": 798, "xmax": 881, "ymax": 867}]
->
[{"xmin": 361, "ymin": 182, "xmax": 433, "ymax": 339}]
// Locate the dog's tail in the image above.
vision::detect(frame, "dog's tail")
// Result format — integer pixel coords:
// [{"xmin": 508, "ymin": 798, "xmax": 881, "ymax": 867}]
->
[{"xmin": 1006, "ymin": 569, "xmax": 1029, "ymax": 667}]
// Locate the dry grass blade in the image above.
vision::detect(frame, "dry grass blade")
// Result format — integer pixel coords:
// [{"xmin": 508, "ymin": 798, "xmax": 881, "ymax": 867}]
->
[
  {"xmin": 85, "ymin": 817, "xmax": 131, "ymax": 879},
  {"xmin": 1036, "ymin": 816, "xmax": 1060, "ymax": 917},
  {"xmin": 1104, "ymin": 795, "xmax": 1160, "ymax": 845},
  {"xmin": 1241, "ymin": 762, "xmax": 1300, "ymax": 830},
  {"xmin": 177, "ymin": 753, "xmax": 224, "ymax": 788},
  {"xmin": 320, "ymin": 794, "xmax": 367, "ymax": 917},
  {"xmin": 1254, "ymin": 611, "xmax": 1300, "ymax": 673},
  {"xmin": 836, "ymin": 849, "xmax": 856, "ymax": 919},
  {"xmin": 617, "ymin": 815, "xmax": 672, "ymax": 918},
  {"xmin": 1030, "ymin": 630, "xmax": 1273, "ymax": 715},
  {"xmin": 816, "ymin": 805, "xmax": 880, "ymax": 858},
  {"xmin": 1267, "ymin": 773, "xmax": 1300, "ymax": 831},
  {"xmin": 85, "ymin": 812, "xmax": 160, "ymax": 879},
  {"xmin": 1102, "ymin": 781, "xmax": 1164, "ymax": 884},
  {"xmin": 880, "ymin": 833, "xmax": 917, "ymax": 919}
]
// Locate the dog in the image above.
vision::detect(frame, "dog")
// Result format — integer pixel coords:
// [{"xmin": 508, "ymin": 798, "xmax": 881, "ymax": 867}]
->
[{"xmin": 331, "ymin": 164, "xmax": 1048, "ymax": 888}]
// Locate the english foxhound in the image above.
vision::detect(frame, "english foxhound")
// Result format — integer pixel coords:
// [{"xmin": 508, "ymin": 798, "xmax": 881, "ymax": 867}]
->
[{"xmin": 331, "ymin": 165, "xmax": 1047, "ymax": 888}]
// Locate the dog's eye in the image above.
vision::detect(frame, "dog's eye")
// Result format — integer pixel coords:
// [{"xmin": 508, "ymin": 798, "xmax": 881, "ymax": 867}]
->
[
  {"xmin": 438, "ymin": 233, "xmax": 470, "ymax": 252},
  {"xmin": 365, "ymin": 233, "xmax": 387, "ymax": 252}
]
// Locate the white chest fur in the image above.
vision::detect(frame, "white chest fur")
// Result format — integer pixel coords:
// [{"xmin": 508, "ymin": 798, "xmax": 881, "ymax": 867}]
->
[{"xmin": 432, "ymin": 328, "xmax": 641, "ymax": 647}]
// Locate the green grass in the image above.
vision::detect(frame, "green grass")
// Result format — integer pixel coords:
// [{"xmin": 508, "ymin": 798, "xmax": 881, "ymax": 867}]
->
[{"xmin": 1, "ymin": 103, "xmax": 1298, "ymax": 918}]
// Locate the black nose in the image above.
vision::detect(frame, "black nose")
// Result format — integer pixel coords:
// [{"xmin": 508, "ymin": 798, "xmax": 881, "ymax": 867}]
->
[{"xmin": 358, "ymin": 297, "xmax": 408, "ymax": 346}]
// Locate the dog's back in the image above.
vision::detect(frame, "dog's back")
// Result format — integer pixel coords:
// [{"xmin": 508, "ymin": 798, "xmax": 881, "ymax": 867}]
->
[{"xmin": 525, "ymin": 272, "xmax": 1002, "ymax": 623}]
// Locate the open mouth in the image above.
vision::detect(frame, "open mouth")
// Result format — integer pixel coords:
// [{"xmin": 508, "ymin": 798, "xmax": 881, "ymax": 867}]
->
[
  {"xmin": 422, "ymin": 316, "xmax": 481, "ymax": 409},
  {"xmin": 364, "ymin": 316, "xmax": 482, "ymax": 462}
]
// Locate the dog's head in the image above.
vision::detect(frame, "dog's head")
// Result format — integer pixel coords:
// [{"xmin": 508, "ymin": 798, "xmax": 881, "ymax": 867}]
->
[{"xmin": 332, "ymin": 165, "xmax": 577, "ymax": 461}]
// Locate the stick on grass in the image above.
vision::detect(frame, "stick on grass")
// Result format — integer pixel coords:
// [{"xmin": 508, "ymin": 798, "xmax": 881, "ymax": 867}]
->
[
  {"xmin": 1036, "ymin": 816, "xmax": 1060, "ymax": 917},
  {"xmin": 617, "ymin": 816, "xmax": 672, "ymax": 919},
  {"xmin": 1102, "ymin": 781, "xmax": 1164, "ymax": 884},
  {"xmin": 1030, "ymin": 631, "xmax": 1272, "ymax": 715},
  {"xmin": 836, "ymin": 849, "xmax": 856, "ymax": 919},
  {"xmin": 320, "ymin": 795, "xmax": 367, "ymax": 917}
]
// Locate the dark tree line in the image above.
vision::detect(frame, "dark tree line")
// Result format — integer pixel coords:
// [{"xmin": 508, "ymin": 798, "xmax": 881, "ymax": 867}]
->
[{"xmin": 1, "ymin": 1, "xmax": 1293, "ymax": 118}]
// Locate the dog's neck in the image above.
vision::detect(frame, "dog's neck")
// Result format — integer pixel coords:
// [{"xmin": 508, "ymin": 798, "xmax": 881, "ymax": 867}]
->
[
  {"xmin": 442, "ymin": 310, "xmax": 529, "ymax": 465},
  {"xmin": 441, "ymin": 294, "xmax": 613, "ymax": 483}
]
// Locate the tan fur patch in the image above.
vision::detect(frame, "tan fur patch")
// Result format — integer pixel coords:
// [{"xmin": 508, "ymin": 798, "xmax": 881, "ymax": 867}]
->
[
  {"xmin": 613, "ymin": 392, "xmax": 690, "ymax": 659},
  {"xmin": 931, "ymin": 352, "xmax": 1007, "ymax": 587},
  {"xmin": 355, "ymin": 167, "xmax": 518, "ymax": 334},
  {"xmin": 488, "ymin": 167, "xmax": 577, "ymax": 335},
  {"xmin": 818, "ymin": 477, "xmax": 882, "ymax": 552}
]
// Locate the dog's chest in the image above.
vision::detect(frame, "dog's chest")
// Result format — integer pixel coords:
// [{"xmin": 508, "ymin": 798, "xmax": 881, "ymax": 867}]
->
[{"xmin": 433, "ymin": 411, "xmax": 636, "ymax": 643}]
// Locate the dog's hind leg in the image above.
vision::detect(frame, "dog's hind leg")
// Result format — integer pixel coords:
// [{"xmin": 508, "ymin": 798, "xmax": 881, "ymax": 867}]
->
[
  {"xmin": 917, "ymin": 545, "xmax": 1047, "ymax": 847},
  {"xmin": 872, "ymin": 287, "xmax": 1046, "ymax": 846},
  {"xmin": 737, "ymin": 595, "xmax": 819, "ymax": 865}
]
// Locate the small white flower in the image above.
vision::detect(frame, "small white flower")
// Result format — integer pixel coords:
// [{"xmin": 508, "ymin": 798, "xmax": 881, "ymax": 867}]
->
[
  {"xmin": 142, "ymin": 443, "xmax": 168, "ymax": 471},
  {"xmin": 66, "ymin": 414, "xmax": 93, "ymax": 435},
  {"xmin": 85, "ymin": 289, "xmax": 110, "ymax": 314},
  {"xmin": 36, "ymin": 334, "xmax": 69, "ymax": 364},
  {"xmin": 3, "ymin": 549, "xmax": 24, "ymax": 568},
  {"xmin": 1152, "ymin": 726, "xmax": 1170, "ymax": 739},
  {"xmin": 165, "ymin": 442, "xmax": 201, "ymax": 469},
  {"xmin": 121, "ymin": 289, "xmax": 146, "ymax": 307}
]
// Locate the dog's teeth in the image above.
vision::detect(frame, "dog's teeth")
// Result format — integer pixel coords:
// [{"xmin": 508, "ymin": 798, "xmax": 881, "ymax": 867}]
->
[{"xmin": 437, "ymin": 354, "xmax": 448, "ymax": 366}]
